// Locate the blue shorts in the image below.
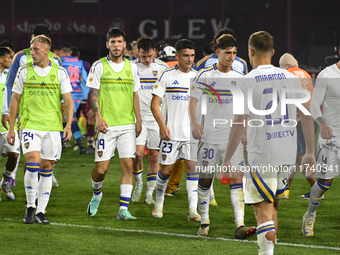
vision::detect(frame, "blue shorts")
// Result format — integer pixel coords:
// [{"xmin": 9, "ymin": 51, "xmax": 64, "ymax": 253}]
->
[{"xmin": 297, "ymin": 120, "xmax": 319, "ymax": 154}]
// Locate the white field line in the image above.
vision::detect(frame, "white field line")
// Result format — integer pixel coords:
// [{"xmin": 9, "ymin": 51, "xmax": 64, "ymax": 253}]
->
[{"xmin": 2, "ymin": 218, "xmax": 340, "ymax": 251}]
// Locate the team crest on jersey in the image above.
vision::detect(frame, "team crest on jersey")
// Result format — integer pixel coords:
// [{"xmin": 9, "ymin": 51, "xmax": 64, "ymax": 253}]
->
[
  {"xmin": 24, "ymin": 142, "xmax": 30, "ymax": 149},
  {"xmin": 231, "ymin": 80, "xmax": 236, "ymax": 86},
  {"xmin": 162, "ymin": 154, "xmax": 167, "ymax": 161},
  {"xmin": 97, "ymin": 150, "xmax": 103, "ymax": 158},
  {"xmin": 13, "ymin": 82, "xmax": 17, "ymax": 87},
  {"xmin": 191, "ymin": 85, "xmax": 196, "ymax": 91},
  {"xmin": 125, "ymin": 70, "xmax": 131, "ymax": 77},
  {"xmin": 154, "ymin": 84, "xmax": 158, "ymax": 89},
  {"xmin": 89, "ymin": 78, "xmax": 93, "ymax": 82},
  {"xmin": 202, "ymin": 160, "xmax": 208, "ymax": 167},
  {"xmin": 49, "ymin": 74, "xmax": 56, "ymax": 81},
  {"xmin": 152, "ymin": 70, "xmax": 158, "ymax": 77}
]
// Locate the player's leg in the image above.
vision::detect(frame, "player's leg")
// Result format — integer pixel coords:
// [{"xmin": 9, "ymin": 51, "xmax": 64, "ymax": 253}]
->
[
  {"xmin": 86, "ymin": 115, "xmax": 95, "ymax": 153},
  {"xmin": 88, "ymin": 129, "xmax": 115, "ymax": 217},
  {"xmin": 9, "ymin": 153, "xmax": 20, "ymax": 187},
  {"xmin": 184, "ymin": 158, "xmax": 200, "ymax": 221},
  {"xmin": 145, "ymin": 148, "xmax": 159, "ymax": 204},
  {"xmin": 132, "ymin": 145, "xmax": 145, "ymax": 202},
  {"xmin": 165, "ymin": 159, "xmax": 184, "ymax": 196},
  {"xmin": 117, "ymin": 129, "xmax": 138, "ymax": 220},
  {"xmin": 71, "ymin": 99, "xmax": 86, "ymax": 154}
]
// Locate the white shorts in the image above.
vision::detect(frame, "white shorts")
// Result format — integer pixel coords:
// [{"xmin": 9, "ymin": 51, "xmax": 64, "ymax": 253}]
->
[
  {"xmin": 136, "ymin": 120, "xmax": 160, "ymax": 150},
  {"xmin": 159, "ymin": 140, "xmax": 196, "ymax": 165},
  {"xmin": 314, "ymin": 144, "xmax": 340, "ymax": 179},
  {"xmin": 244, "ymin": 165, "xmax": 292, "ymax": 204},
  {"xmin": 21, "ymin": 129, "xmax": 61, "ymax": 160},
  {"xmin": 0, "ymin": 131, "xmax": 20, "ymax": 156},
  {"xmin": 197, "ymin": 142, "xmax": 244, "ymax": 172},
  {"xmin": 95, "ymin": 127, "xmax": 136, "ymax": 162}
]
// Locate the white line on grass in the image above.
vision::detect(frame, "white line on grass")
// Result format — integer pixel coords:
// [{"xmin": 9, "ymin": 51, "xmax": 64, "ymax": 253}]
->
[{"xmin": 2, "ymin": 218, "xmax": 340, "ymax": 251}]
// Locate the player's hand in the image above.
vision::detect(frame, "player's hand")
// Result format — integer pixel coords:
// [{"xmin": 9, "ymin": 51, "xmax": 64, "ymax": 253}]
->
[
  {"xmin": 320, "ymin": 123, "xmax": 333, "ymax": 139},
  {"xmin": 86, "ymin": 109, "xmax": 94, "ymax": 119},
  {"xmin": 160, "ymin": 124, "xmax": 171, "ymax": 141},
  {"xmin": 220, "ymin": 160, "xmax": 232, "ymax": 178},
  {"xmin": 96, "ymin": 117, "xmax": 108, "ymax": 134},
  {"xmin": 6, "ymin": 129, "xmax": 16, "ymax": 145},
  {"xmin": 136, "ymin": 119, "xmax": 142, "ymax": 138},
  {"xmin": 63, "ymin": 125, "xmax": 73, "ymax": 142},
  {"xmin": 1, "ymin": 114, "xmax": 10, "ymax": 130},
  {"xmin": 300, "ymin": 152, "xmax": 316, "ymax": 178},
  {"xmin": 191, "ymin": 122, "xmax": 203, "ymax": 140}
]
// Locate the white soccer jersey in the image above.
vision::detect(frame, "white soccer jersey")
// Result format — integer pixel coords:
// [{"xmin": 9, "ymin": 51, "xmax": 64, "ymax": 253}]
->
[
  {"xmin": 310, "ymin": 64, "xmax": 340, "ymax": 134},
  {"xmin": 133, "ymin": 58, "xmax": 168, "ymax": 121},
  {"xmin": 152, "ymin": 65, "xmax": 197, "ymax": 141},
  {"xmin": 239, "ymin": 65, "xmax": 302, "ymax": 167},
  {"xmin": 191, "ymin": 64, "xmax": 244, "ymax": 144}
]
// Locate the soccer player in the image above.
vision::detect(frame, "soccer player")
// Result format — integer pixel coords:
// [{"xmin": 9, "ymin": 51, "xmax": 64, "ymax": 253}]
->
[
  {"xmin": 86, "ymin": 27, "xmax": 142, "ymax": 221},
  {"xmin": 151, "ymin": 39, "xmax": 200, "ymax": 221},
  {"xmin": 279, "ymin": 53, "xmax": 319, "ymax": 199},
  {"xmin": 131, "ymin": 35, "xmax": 168, "ymax": 205},
  {"xmin": 0, "ymin": 47, "xmax": 20, "ymax": 201},
  {"xmin": 60, "ymin": 43, "xmax": 88, "ymax": 154},
  {"xmin": 190, "ymin": 35, "xmax": 256, "ymax": 238},
  {"xmin": 302, "ymin": 49, "xmax": 340, "ymax": 237},
  {"xmin": 0, "ymin": 40, "xmax": 15, "ymax": 59},
  {"xmin": 221, "ymin": 31, "xmax": 315, "ymax": 254},
  {"xmin": 7, "ymin": 35, "xmax": 73, "ymax": 224},
  {"xmin": 193, "ymin": 28, "xmax": 248, "ymax": 75}
]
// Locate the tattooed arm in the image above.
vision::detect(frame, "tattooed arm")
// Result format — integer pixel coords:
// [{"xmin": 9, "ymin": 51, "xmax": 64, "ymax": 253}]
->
[
  {"xmin": 89, "ymin": 88, "xmax": 108, "ymax": 134},
  {"xmin": 62, "ymin": 92, "xmax": 74, "ymax": 141}
]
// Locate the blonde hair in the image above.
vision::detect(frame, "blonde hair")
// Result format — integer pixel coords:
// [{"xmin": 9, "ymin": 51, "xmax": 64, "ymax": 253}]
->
[
  {"xmin": 30, "ymin": 35, "xmax": 52, "ymax": 49},
  {"xmin": 248, "ymin": 31, "xmax": 274, "ymax": 54}
]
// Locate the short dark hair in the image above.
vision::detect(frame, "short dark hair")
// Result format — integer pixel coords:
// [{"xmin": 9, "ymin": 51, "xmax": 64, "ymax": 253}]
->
[
  {"xmin": 71, "ymin": 46, "xmax": 79, "ymax": 57},
  {"xmin": 32, "ymin": 24, "xmax": 50, "ymax": 37},
  {"xmin": 136, "ymin": 35, "xmax": 155, "ymax": 51},
  {"xmin": 61, "ymin": 43, "xmax": 72, "ymax": 52},
  {"xmin": 0, "ymin": 47, "xmax": 11, "ymax": 57},
  {"xmin": 212, "ymin": 27, "xmax": 236, "ymax": 51},
  {"xmin": 248, "ymin": 31, "xmax": 274, "ymax": 54},
  {"xmin": 0, "ymin": 40, "xmax": 14, "ymax": 50},
  {"xmin": 106, "ymin": 27, "xmax": 126, "ymax": 42},
  {"xmin": 202, "ymin": 43, "xmax": 213, "ymax": 55},
  {"xmin": 215, "ymin": 35, "xmax": 238, "ymax": 50},
  {"xmin": 175, "ymin": 39, "xmax": 195, "ymax": 52}
]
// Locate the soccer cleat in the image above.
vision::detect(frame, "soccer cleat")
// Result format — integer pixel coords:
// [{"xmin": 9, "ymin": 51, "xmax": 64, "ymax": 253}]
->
[
  {"xmin": 235, "ymin": 225, "xmax": 257, "ymax": 239},
  {"xmin": 152, "ymin": 207, "xmax": 163, "ymax": 218},
  {"xmin": 301, "ymin": 191, "xmax": 324, "ymax": 200},
  {"xmin": 209, "ymin": 198, "xmax": 218, "ymax": 206},
  {"xmin": 1, "ymin": 180, "xmax": 15, "ymax": 200},
  {"xmin": 281, "ymin": 189, "xmax": 289, "ymax": 199},
  {"xmin": 132, "ymin": 184, "xmax": 143, "ymax": 203},
  {"xmin": 197, "ymin": 219, "xmax": 210, "ymax": 236},
  {"xmin": 63, "ymin": 141, "xmax": 72, "ymax": 148},
  {"xmin": 77, "ymin": 138, "xmax": 86, "ymax": 155},
  {"xmin": 87, "ymin": 196, "xmax": 102, "ymax": 216},
  {"xmin": 23, "ymin": 207, "xmax": 36, "ymax": 224},
  {"xmin": 117, "ymin": 209, "xmax": 137, "ymax": 221},
  {"xmin": 9, "ymin": 177, "xmax": 16, "ymax": 187},
  {"xmin": 302, "ymin": 212, "xmax": 315, "ymax": 236},
  {"xmin": 188, "ymin": 209, "xmax": 201, "ymax": 222},
  {"xmin": 35, "ymin": 212, "xmax": 50, "ymax": 224},
  {"xmin": 164, "ymin": 191, "xmax": 175, "ymax": 196},
  {"xmin": 86, "ymin": 145, "xmax": 94, "ymax": 154},
  {"xmin": 144, "ymin": 195, "xmax": 155, "ymax": 205},
  {"xmin": 52, "ymin": 174, "xmax": 59, "ymax": 188}
]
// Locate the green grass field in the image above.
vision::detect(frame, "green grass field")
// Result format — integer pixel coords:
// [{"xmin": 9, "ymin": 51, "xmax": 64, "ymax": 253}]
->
[{"xmin": 1, "ymin": 145, "xmax": 340, "ymax": 254}]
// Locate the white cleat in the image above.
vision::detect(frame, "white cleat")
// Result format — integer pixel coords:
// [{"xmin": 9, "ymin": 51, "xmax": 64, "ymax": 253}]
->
[
  {"xmin": 302, "ymin": 212, "xmax": 316, "ymax": 236},
  {"xmin": 188, "ymin": 209, "xmax": 201, "ymax": 222},
  {"xmin": 197, "ymin": 219, "xmax": 210, "ymax": 235},
  {"xmin": 152, "ymin": 206, "xmax": 163, "ymax": 218},
  {"xmin": 144, "ymin": 195, "xmax": 155, "ymax": 205},
  {"xmin": 132, "ymin": 184, "xmax": 143, "ymax": 203},
  {"xmin": 52, "ymin": 174, "xmax": 59, "ymax": 188},
  {"xmin": 1, "ymin": 180, "xmax": 15, "ymax": 200}
]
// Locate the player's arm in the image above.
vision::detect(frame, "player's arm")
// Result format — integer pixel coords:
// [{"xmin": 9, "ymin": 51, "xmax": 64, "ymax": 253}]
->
[
  {"xmin": 189, "ymin": 97, "xmax": 203, "ymax": 139},
  {"xmin": 133, "ymin": 91, "xmax": 142, "ymax": 138},
  {"xmin": 298, "ymin": 103, "xmax": 316, "ymax": 178},
  {"xmin": 310, "ymin": 74, "xmax": 331, "ymax": 139},
  {"xmin": 6, "ymin": 92, "xmax": 21, "ymax": 146},
  {"xmin": 89, "ymin": 88, "xmax": 108, "ymax": 134},
  {"xmin": 151, "ymin": 94, "xmax": 170, "ymax": 140},
  {"xmin": 62, "ymin": 92, "xmax": 73, "ymax": 141}
]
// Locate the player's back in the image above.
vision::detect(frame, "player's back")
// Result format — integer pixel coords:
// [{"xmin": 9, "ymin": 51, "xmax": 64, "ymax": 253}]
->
[
  {"xmin": 241, "ymin": 65, "xmax": 301, "ymax": 166},
  {"xmin": 61, "ymin": 56, "xmax": 83, "ymax": 93}
]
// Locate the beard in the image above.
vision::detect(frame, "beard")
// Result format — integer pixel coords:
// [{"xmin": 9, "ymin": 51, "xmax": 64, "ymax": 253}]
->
[{"xmin": 109, "ymin": 47, "xmax": 124, "ymax": 59}]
